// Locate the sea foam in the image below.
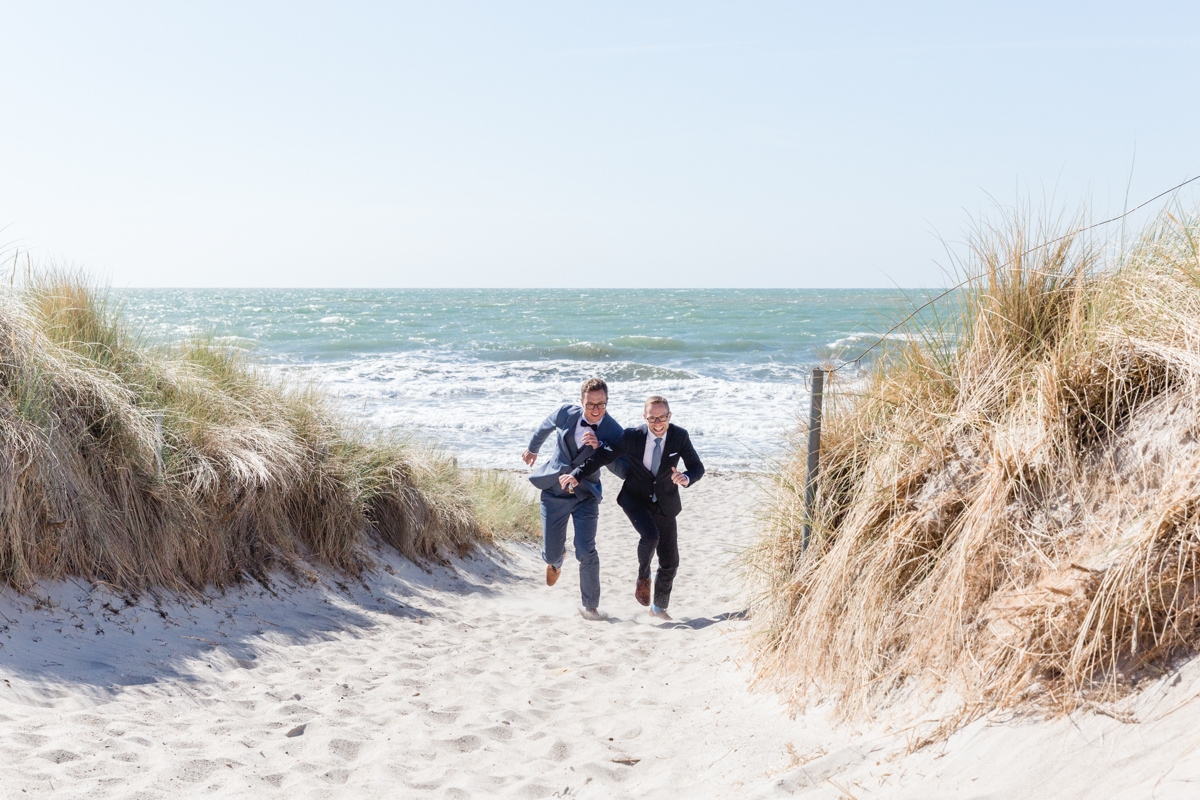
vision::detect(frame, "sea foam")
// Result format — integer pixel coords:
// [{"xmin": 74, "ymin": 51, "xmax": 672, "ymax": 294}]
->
[{"xmin": 115, "ymin": 287, "xmax": 920, "ymax": 471}]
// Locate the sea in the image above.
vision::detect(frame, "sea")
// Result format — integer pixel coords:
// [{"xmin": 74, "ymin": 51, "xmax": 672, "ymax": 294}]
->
[{"xmin": 117, "ymin": 289, "xmax": 925, "ymax": 471}]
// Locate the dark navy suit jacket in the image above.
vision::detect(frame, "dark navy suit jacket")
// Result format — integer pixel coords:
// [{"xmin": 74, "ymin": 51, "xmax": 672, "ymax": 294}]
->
[{"xmin": 572, "ymin": 423, "xmax": 704, "ymax": 518}]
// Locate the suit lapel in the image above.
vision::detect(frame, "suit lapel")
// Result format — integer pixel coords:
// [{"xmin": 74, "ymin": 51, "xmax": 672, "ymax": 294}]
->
[
  {"xmin": 653, "ymin": 425, "xmax": 677, "ymax": 477},
  {"xmin": 563, "ymin": 408, "xmax": 581, "ymax": 459},
  {"xmin": 623, "ymin": 426, "xmax": 645, "ymax": 476}
]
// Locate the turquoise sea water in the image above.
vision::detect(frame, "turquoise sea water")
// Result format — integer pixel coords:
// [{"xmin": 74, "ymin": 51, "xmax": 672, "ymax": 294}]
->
[{"xmin": 118, "ymin": 289, "xmax": 924, "ymax": 470}]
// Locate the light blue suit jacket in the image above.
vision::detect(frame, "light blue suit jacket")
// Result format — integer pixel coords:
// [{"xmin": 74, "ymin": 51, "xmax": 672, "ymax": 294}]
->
[{"xmin": 527, "ymin": 403, "xmax": 626, "ymax": 499}]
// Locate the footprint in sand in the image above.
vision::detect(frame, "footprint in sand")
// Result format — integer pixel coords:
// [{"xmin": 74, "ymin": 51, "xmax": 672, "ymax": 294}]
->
[
  {"xmin": 321, "ymin": 767, "xmax": 352, "ymax": 784},
  {"xmin": 514, "ymin": 781, "xmax": 557, "ymax": 799},
  {"xmin": 64, "ymin": 713, "xmax": 108, "ymax": 728},
  {"xmin": 10, "ymin": 733, "xmax": 49, "ymax": 747},
  {"xmin": 480, "ymin": 723, "xmax": 515, "ymax": 741},
  {"xmin": 329, "ymin": 738, "xmax": 362, "ymax": 761},
  {"xmin": 545, "ymin": 738, "xmax": 571, "ymax": 762},
  {"xmin": 443, "ymin": 734, "xmax": 483, "ymax": 753},
  {"xmin": 175, "ymin": 758, "xmax": 222, "ymax": 782}
]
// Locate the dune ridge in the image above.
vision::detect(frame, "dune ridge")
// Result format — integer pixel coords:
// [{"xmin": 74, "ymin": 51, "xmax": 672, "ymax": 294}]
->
[
  {"xmin": 753, "ymin": 202, "xmax": 1200, "ymax": 720},
  {"xmin": 0, "ymin": 269, "xmax": 535, "ymax": 593}
]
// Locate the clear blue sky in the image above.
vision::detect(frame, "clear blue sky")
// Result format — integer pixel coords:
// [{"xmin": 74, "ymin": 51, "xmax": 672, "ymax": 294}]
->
[{"xmin": 2, "ymin": 2, "xmax": 1197, "ymax": 288}]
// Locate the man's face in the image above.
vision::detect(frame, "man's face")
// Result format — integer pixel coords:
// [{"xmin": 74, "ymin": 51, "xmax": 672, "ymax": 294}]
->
[
  {"xmin": 582, "ymin": 390, "xmax": 608, "ymax": 424},
  {"xmin": 644, "ymin": 403, "xmax": 670, "ymax": 437}
]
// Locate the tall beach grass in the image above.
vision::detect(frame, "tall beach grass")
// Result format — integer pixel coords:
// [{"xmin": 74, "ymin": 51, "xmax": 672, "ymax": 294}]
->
[
  {"xmin": 752, "ymin": 203, "xmax": 1200, "ymax": 717},
  {"xmin": 0, "ymin": 268, "xmax": 537, "ymax": 593}
]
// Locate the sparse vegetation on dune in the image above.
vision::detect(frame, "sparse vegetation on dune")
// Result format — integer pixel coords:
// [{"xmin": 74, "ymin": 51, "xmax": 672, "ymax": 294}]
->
[
  {"xmin": 469, "ymin": 470, "xmax": 542, "ymax": 544},
  {"xmin": 753, "ymin": 203, "xmax": 1200, "ymax": 717},
  {"xmin": 0, "ymin": 268, "xmax": 538, "ymax": 593}
]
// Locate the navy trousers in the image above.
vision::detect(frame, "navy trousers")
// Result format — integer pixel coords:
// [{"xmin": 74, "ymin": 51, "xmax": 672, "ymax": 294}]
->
[{"xmin": 540, "ymin": 491, "xmax": 601, "ymax": 610}]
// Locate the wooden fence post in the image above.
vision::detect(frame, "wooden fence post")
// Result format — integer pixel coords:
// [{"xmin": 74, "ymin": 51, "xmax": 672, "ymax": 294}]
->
[{"xmin": 802, "ymin": 367, "xmax": 824, "ymax": 552}]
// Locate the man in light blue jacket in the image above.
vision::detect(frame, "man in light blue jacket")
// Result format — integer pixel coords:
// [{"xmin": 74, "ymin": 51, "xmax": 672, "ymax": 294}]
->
[{"xmin": 522, "ymin": 377, "xmax": 625, "ymax": 620}]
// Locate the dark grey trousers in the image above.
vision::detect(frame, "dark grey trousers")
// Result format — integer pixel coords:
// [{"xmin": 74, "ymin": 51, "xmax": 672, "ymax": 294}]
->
[{"xmin": 622, "ymin": 503, "xmax": 679, "ymax": 609}]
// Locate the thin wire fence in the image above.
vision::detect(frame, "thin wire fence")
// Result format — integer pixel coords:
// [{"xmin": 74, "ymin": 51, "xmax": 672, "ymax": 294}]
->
[{"xmin": 830, "ymin": 174, "xmax": 1200, "ymax": 376}]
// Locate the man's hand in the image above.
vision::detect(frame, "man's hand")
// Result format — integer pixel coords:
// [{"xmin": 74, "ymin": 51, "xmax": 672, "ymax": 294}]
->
[
  {"xmin": 522, "ymin": 449, "xmax": 537, "ymax": 466},
  {"xmin": 559, "ymin": 474, "xmax": 579, "ymax": 491},
  {"xmin": 581, "ymin": 430, "xmax": 599, "ymax": 448},
  {"xmin": 671, "ymin": 467, "xmax": 689, "ymax": 487}
]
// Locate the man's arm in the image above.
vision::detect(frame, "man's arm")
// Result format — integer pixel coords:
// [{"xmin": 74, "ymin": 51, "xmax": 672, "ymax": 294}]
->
[
  {"xmin": 524, "ymin": 404, "xmax": 569, "ymax": 465},
  {"xmin": 673, "ymin": 430, "xmax": 705, "ymax": 487},
  {"xmin": 565, "ymin": 429, "xmax": 629, "ymax": 482},
  {"xmin": 605, "ymin": 455, "xmax": 629, "ymax": 481}
]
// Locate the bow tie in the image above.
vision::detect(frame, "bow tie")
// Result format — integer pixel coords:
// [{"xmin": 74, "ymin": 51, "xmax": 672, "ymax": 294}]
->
[{"xmin": 580, "ymin": 420, "xmax": 597, "ymax": 430}]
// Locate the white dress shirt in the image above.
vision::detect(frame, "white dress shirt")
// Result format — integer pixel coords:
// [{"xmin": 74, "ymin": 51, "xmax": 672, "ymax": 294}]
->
[
  {"xmin": 644, "ymin": 424, "xmax": 689, "ymax": 484},
  {"xmin": 575, "ymin": 415, "xmax": 600, "ymax": 450},
  {"xmin": 643, "ymin": 426, "xmax": 669, "ymax": 472}
]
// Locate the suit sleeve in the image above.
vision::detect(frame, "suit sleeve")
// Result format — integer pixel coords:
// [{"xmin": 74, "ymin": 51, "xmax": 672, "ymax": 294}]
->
[
  {"xmin": 679, "ymin": 431, "xmax": 705, "ymax": 487},
  {"xmin": 569, "ymin": 428, "xmax": 628, "ymax": 478},
  {"xmin": 605, "ymin": 456, "xmax": 629, "ymax": 480},
  {"xmin": 528, "ymin": 404, "xmax": 569, "ymax": 454}
]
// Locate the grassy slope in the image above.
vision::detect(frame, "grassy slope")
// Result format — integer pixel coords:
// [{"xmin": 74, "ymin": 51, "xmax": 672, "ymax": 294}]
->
[
  {"xmin": 0, "ymin": 271, "xmax": 538, "ymax": 592},
  {"xmin": 752, "ymin": 205, "xmax": 1200, "ymax": 717}
]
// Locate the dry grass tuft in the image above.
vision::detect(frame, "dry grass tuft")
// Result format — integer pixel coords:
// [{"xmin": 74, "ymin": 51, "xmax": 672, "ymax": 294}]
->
[
  {"xmin": 468, "ymin": 470, "xmax": 542, "ymax": 543},
  {"xmin": 0, "ymin": 268, "xmax": 532, "ymax": 592},
  {"xmin": 751, "ymin": 203, "xmax": 1200, "ymax": 718}
]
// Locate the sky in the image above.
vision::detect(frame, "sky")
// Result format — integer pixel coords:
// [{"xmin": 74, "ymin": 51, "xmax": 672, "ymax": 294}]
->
[{"xmin": 1, "ymin": 2, "xmax": 1198, "ymax": 289}]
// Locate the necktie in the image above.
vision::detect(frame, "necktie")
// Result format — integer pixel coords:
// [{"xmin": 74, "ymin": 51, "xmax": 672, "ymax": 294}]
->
[{"xmin": 650, "ymin": 436, "xmax": 663, "ymax": 503}]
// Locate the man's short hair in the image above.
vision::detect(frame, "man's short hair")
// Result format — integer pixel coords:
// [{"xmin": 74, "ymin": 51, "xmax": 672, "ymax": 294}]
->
[
  {"xmin": 581, "ymin": 378, "xmax": 608, "ymax": 397},
  {"xmin": 644, "ymin": 395, "xmax": 670, "ymax": 413}
]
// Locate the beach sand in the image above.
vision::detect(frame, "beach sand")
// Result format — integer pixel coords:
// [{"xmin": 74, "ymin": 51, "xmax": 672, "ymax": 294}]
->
[{"xmin": 2, "ymin": 474, "xmax": 1199, "ymax": 798}]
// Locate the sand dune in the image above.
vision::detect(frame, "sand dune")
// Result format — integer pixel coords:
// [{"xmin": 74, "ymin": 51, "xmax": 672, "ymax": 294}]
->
[{"xmin": 2, "ymin": 474, "xmax": 1198, "ymax": 798}]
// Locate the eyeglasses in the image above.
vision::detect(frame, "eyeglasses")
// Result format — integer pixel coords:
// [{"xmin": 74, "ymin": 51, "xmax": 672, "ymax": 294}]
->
[
  {"xmin": 584, "ymin": 402, "xmax": 607, "ymax": 410},
  {"xmin": 644, "ymin": 413, "xmax": 670, "ymax": 424}
]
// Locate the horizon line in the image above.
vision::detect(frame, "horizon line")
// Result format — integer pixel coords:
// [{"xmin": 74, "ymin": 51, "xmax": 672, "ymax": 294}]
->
[{"xmin": 102, "ymin": 285, "xmax": 933, "ymax": 291}]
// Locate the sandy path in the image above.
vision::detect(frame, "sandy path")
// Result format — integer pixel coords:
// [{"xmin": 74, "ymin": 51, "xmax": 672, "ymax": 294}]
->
[
  {"xmin": 0, "ymin": 474, "xmax": 815, "ymax": 799},
  {"xmin": 5, "ymin": 473, "xmax": 1200, "ymax": 799}
]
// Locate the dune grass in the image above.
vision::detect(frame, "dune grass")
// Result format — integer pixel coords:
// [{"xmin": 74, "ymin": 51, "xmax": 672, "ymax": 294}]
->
[
  {"xmin": 751, "ymin": 203, "xmax": 1200, "ymax": 717},
  {"xmin": 469, "ymin": 471, "xmax": 542, "ymax": 543},
  {"xmin": 0, "ymin": 268, "xmax": 538, "ymax": 593}
]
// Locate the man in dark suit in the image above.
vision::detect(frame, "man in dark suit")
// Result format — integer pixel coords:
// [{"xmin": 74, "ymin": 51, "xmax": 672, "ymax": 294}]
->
[
  {"xmin": 522, "ymin": 378, "xmax": 626, "ymax": 621},
  {"xmin": 562, "ymin": 395, "xmax": 704, "ymax": 620}
]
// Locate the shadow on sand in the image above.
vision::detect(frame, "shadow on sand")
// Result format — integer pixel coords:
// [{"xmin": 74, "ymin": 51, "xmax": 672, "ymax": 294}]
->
[
  {"xmin": 659, "ymin": 609, "xmax": 749, "ymax": 631},
  {"xmin": 0, "ymin": 544, "xmax": 524, "ymax": 697}
]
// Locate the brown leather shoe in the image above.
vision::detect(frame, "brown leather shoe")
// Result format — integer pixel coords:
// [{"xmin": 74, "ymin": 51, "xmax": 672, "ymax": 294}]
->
[
  {"xmin": 546, "ymin": 564, "xmax": 561, "ymax": 586},
  {"xmin": 635, "ymin": 578, "xmax": 651, "ymax": 606}
]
